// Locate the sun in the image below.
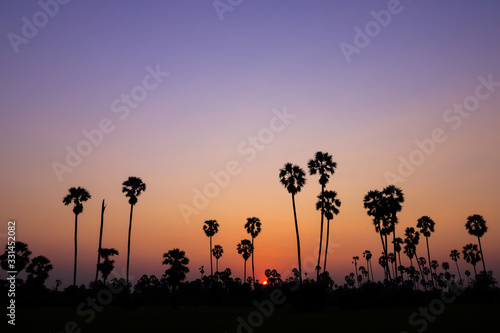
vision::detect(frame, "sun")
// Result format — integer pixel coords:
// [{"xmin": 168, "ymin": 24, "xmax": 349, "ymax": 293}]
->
[{"xmin": 262, "ymin": 280, "xmax": 268, "ymax": 285}]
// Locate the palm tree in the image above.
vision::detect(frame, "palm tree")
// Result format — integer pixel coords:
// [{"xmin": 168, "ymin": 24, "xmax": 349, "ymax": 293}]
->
[
  {"xmin": 162, "ymin": 248, "xmax": 190, "ymax": 309},
  {"xmin": 417, "ymin": 216, "xmax": 436, "ymax": 288},
  {"xmin": 464, "ymin": 270, "xmax": 471, "ymax": 287},
  {"xmin": 95, "ymin": 199, "xmax": 106, "ymax": 286},
  {"xmin": 279, "ymin": 163, "xmax": 306, "ymax": 284},
  {"xmin": 352, "ymin": 256, "xmax": 360, "ymax": 287},
  {"xmin": 462, "ymin": 243, "xmax": 481, "ymax": 278},
  {"xmin": 203, "ymin": 219, "xmax": 219, "ymax": 276},
  {"xmin": 393, "ymin": 237, "xmax": 404, "ymax": 275},
  {"xmin": 63, "ymin": 186, "xmax": 91, "ymax": 286},
  {"xmin": 237, "ymin": 239, "xmax": 253, "ymax": 282},
  {"xmin": 308, "ymin": 151, "xmax": 337, "ymax": 280},
  {"xmin": 212, "ymin": 245, "xmax": 223, "ymax": 274},
  {"xmin": 382, "ymin": 185, "xmax": 404, "ymax": 282},
  {"xmin": 315, "ymin": 190, "xmax": 341, "ymax": 273},
  {"xmin": 244, "ymin": 217, "xmax": 262, "ymax": 286},
  {"xmin": 450, "ymin": 249, "xmax": 462, "ymax": 285},
  {"xmin": 363, "ymin": 250, "xmax": 374, "ymax": 282},
  {"xmin": 404, "ymin": 227, "xmax": 426, "ymax": 287},
  {"xmin": 122, "ymin": 176, "xmax": 146, "ymax": 286},
  {"xmin": 98, "ymin": 248, "xmax": 119, "ymax": 284},
  {"xmin": 363, "ymin": 190, "xmax": 391, "ymax": 280},
  {"xmin": 26, "ymin": 256, "xmax": 53, "ymax": 286},
  {"xmin": 465, "ymin": 214, "xmax": 488, "ymax": 273}
]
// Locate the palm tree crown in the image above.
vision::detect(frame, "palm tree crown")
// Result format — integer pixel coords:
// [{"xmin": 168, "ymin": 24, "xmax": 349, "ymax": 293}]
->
[
  {"xmin": 417, "ymin": 216, "xmax": 435, "ymax": 237},
  {"xmin": 122, "ymin": 176, "xmax": 146, "ymax": 206},
  {"xmin": 63, "ymin": 187, "xmax": 91, "ymax": 215},
  {"xmin": 279, "ymin": 163, "xmax": 306, "ymax": 195},
  {"xmin": 307, "ymin": 151, "xmax": 337, "ymax": 186}
]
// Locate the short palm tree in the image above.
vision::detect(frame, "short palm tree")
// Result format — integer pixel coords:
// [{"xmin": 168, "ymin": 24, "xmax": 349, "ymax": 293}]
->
[
  {"xmin": 63, "ymin": 186, "xmax": 91, "ymax": 286},
  {"xmin": 450, "ymin": 249, "xmax": 462, "ymax": 285},
  {"xmin": 212, "ymin": 245, "xmax": 223, "ymax": 274},
  {"xmin": 465, "ymin": 214, "xmax": 488, "ymax": 273},
  {"xmin": 98, "ymin": 248, "xmax": 119, "ymax": 284},
  {"xmin": 307, "ymin": 151, "xmax": 336, "ymax": 279},
  {"xmin": 26, "ymin": 256, "xmax": 53, "ymax": 286},
  {"xmin": 363, "ymin": 250, "xmax": 374, "ymax": 282},
  {"xmin": 162, "ymin": 248, "xmax": 190, "ymax": 309},
  {"xmin": 417, "ymin": 216, "xmax": 436, "ymax": 288},
  {"xmin": 237, "ymin": 239, "xmax": 253, "ymax": 282},
  {"xmin": 0, "ymin": 241, "xmax": 31, "ymax": 274},
  {"xmin": 203, "ymin": 220, "xmax": 219, "ymax": 276},
  {"xmin": 122, "ymin": 176, "xmax": 146, "ymax": 286},
  {"xmin": 244, "ymin": 217, "xmax": 262, "ymax": 286},
  {"xmin": 279, "ymin": 163, "xmax": 306, "ymax": 284},
  {"xmin": 462, "ymin": 243, "xmax": 481, "ymax": 278},
  {"xmin": 464, "ymin": 270, "xmax": 471, "ymax": 287},
  {"xmin": 352, "ymin": 256, "xmax": 359, "ymax": 287},
  {"xmin": 315, "ymin": 190, "xmax": 341, "ymax": 273}
]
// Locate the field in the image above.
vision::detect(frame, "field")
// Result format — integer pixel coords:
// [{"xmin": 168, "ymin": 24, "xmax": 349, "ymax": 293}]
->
[{"xmin": 13, "ymin": 303, "xmax": 499, "ymax": 333}]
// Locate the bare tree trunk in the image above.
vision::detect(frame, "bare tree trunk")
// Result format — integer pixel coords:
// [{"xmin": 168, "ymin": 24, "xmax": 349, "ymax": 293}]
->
[
  {"xmin": 477, "ymin": 236, "xmax": 487, "ymax": 274},
  {"xmin": 323, "ymin": 218, "xmax": 331, "ymax": 274},
  {"xmin": 95, "ymin": 200, "xmax": 106, "ymax": 286}
]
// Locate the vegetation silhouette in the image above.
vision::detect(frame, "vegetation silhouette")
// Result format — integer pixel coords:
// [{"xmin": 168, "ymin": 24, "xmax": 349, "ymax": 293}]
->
[
  {"xmin": 450, "ymin": 249, "xmax": 462, "ymax": 285},
  {"xmin": 417, "ymin": 215, "xmax": 436, "ymax": 288},
  {"xmin": 162, "ymin": 248, "xmax": 189, "ymax": 309},
  {"xmin": 94, "ymin": 199, "xmax": 106, "ymax": 286},
  {"xmin": 244, "ymin": 217, "xmax": 262, "ymax": 287},
  {"xmin": 203, "ymin": 219, "xmax": 219, "ymax": 277},
  {"xmin": 279, "ymin": 162, "xmax": 306, "ymax": 284},
  {"xmin": 122, "ymin": 176, "xmax": 146, "ymax": 286},
  {"xmin": 236, "ymin": 239, "xmax": 253, "ymax": 283},
  {"xmin": 307, "ymin": 151, "xmax": 337, "ymax": 280},
  {"xmin": 26, "ymin": 255, "xmax": 53, "ymax": 286},
  {"xmin": 212, "ymin": 245, "xmax": 223, "ymax": 275},
  {"xmin": 465, "ymin": 214, "xmax": 488, "ymax": 273},
  {"xmin": 0, "ymin": 241, "xmax": 31, "ymax": 273},
  {"xmin": 462, "ymin": 243, "xmax": 481, "ymax": 278},
  {"xmin": 315, "ymin": 190, "xmax": 341, "ymax": 274},
  {"xmin": 63, "ymin": 186, "xmax": 91, "ymax": 286},
  {"xmin": 98, "ymin": 248, "xmax": 119, "ymax": 284}
]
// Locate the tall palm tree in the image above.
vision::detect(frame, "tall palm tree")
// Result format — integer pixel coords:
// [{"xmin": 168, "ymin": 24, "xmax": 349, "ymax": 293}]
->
[
  {"xmin": 352, "ymin": 256, "xmax": 359, "ymax": 287},
  {"xmin": 244, "ymin": 217, "xmax": 262, "ymax": 286},
  {"xmin": 450, "ymin": 249, "xmax": 462, "ymax": 285},
  {"xmin": 203, "ymin": 219, "xmax": 219, "ymax": 276},
  {"xmin": 363, "ymin": 190, "xmax": 391, "ymax": 280},
  {"xmin": 308, "ymin": 151, "xmax": 336, "ymax": 280},
  {"xmin": 212, "ymin": 245, "xmax": 223, "ymax": 274},
  {"xmin": 465, "ymin": 214, "xmax": 488, "ymax": 273},
  {"xmin": 382, "ymin": 185, "xmax": 404, "ymax": 282},
  {"xmin": 462, "ymin": 243, "xmax": 481, "ymax": 278},
  {"xmin": 393, "ymin": 237, "xmax": 404, "ymax": 273},
  {"xmin": 315, "ymin": 190, "xmax": 341, "ymax": 273},
  {"xmin": 404, "ymin": 227, "xmax": 426, "ymax": 287},
  {"xmin": 95, "ymin": 199, "xmax": 106, "ymax": 286},
  {"xmin": 63, "ymin": 186, "xmax": 91, "ymax": 286},
  {"xmin": 279, "ymin": 163, "xmax": 306, "ymax": 284},
  {"xmin": 122, "ymin": 176, "xmax": 146, "ymax": 287},
  {"xmin": 237, "ymin": 239, "xmax": 253, "ymax": 282},
  {"xmin": 363, "ymin": 250, "xmax": 374, "ymax": 282},
  {"xmin": 417, "ymin": 216, "xmax": 436, "ymax": 288},
  {"xmin": 464, "ymin": 270, "xmax": 471, "ymax": 287}
]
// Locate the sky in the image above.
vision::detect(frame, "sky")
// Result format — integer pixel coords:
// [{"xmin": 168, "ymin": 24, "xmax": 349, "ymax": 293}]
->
[{"xmin": 0, "ymin": 0, "xmax": 499, "ymax": 288}]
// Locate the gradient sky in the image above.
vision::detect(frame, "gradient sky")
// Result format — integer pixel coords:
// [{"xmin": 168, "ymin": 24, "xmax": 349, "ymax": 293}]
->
[{"xmin": 1, "ymin": 0, "xmax": 499, "ymax": 287}]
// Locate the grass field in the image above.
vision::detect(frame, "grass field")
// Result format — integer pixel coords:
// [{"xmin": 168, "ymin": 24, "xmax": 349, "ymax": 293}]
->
[{"xmin": 13, "ymin": 303, "xmax": 499, "ymax": 333}]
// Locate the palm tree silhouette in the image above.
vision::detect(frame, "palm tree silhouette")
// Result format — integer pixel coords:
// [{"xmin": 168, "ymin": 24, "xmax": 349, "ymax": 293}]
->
[
  {"xmin": 244, "ymin": 217, "xmax": 262, "ymax": 287},
  {"xmin": 203, "ymin": 219, "xmax": 219, "ymax": 276},
  {"xmin": 462, "ymin": 243, "xmax": 481, "ymax": 278},
  {"xmin": 0, "ymin": 241, "xmax": 31, "ymax": 274},
  {"xmin": 237, "ymin": 239, "xmax": 253, "ymax": 282},
  {"xmin": 382, "ymin": 185, "xmax": 404, "ymax": 282},
  {"xmin": 450, "ymin": 249, "xmax": 462, "ymax": 286},
  {"xmin": 465, "ymin": 214, "xmax": 488, "ymax": 273},
  {"xmin": 26, "ymin": 255, "xmax": 53, "ymax": 286},
  {"xmin": 393, "ymin": 237, "xmax": 404, "ymax": 276},
  {"xmin": 162, "ymin": 248, "xmax": 190, "ymax": 309},
  {"xmin": 63, "ymin": 186, "xmax": 91, "ymax": 286},
  {"xmin": 362, "ymin": 250, "xmax": 374, "ymax": 282},
  {"xmin": 315, "ymin": 190, "xmax": 341, "ymax": 273},
  {"xmin": 352, "ymin": 256, "xmax": 359, "ymax": 287},
  {"xmin": 417, "ymin": 216, "xmax": 436, "ymax": 288},
  {"xmin": 95, "ymin": 199, "xmax": 106, "ymax": 286},
  {"xmin": 122, "ymin": 176, "xmax": 146, "ymax": 287},
  {"xmin": 307, "ymin": 151, "xmax": 337, "ymax": 280},
  {"xmin": 464, "ymin": 270, "xmax": 471, "ymax": 287},
  {"xmin": 404, "ymin": 227, "xmax": 426, "ymax": 288},
  {"xmin": 212, "ymin": 245, "xmax": 223, "ymax": 274},
  {"xmin": 279, "ymin": 162, "xmax": 306, "ymax": 284},
  {"xmin": 98, "ymin": 248, "xmax": 119, "ymax": 284}
]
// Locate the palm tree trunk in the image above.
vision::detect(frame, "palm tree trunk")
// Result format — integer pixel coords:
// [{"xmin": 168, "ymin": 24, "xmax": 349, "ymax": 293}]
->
[
  {"xmin": 292, "ymin": 194, "xmax": 302, "ymax": 285},
  {"xmin": 323, "ymin": 218, "xmax": 330, "ymax": 274},
  {"xmin": 317, "ymin": 184, "xmax": 325, "ymax": 280},
  {"xmin": 355, "ymin": 262, "xmax": 359, "ymax": 288},
  {"xmin": 473, "ymin": 264, "xmax": 477, "ymax": 278},
  {"xmin": 454, "ymin": 260, "xmax": 462, "ymax": 286},
  {"xmin": 95, "ymin": 200, "xmax": 105, "ymax": 286},
  {"xmin": 369, "ymin": 260, "xmax": 374, "ymax": 282},
  {"xmin": 126, "ymin": 204, "xmax": 134, "ymax": 287},
  {"xmin": 477, "ymin": 236, "xmax": 487, "ymax": 273},
  {"xmin": 251, "ymin": 237, "xmax": 255, "ymax": 286},
  {"xmin": 244, "ymin": 260, "xmax": 247, "ymax": 282},
  {"xmin": 366, "ymin": 258, "xmax": 370, "ymax": 282},
  {"xmin": 73, "ymin": 213, "xmax": 78, "ymax": 286},
  {"xmin": 392, "ymin": 230, "xmax": 398, "ymax": 282},
  {"xmin": 210, "ymin": 236, "xmax": 213, "ymax": 276},
  {"xmin": 426, "ymin": 237, "xmax": 434, "ymax": 288}
]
